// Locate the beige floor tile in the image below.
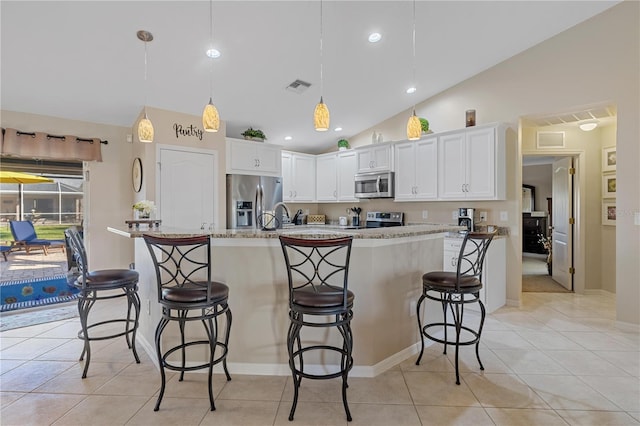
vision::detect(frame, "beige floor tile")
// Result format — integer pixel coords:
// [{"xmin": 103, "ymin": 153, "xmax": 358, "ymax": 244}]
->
[
  {"xmin": 0, "ymin": 392, "xmax": 86, "ymax": 426},
  {"xmin": 334, "ymin": 370, "xmax": 412, "ymax": 405},
  {"xmin": 35, "ymin": 361, "xmax": 131, "ymax": 394},
  {"xmin": 516, "ymin": 329, "xmax": 586, "ymax": 350},
  {"xmin": 400, "ymin": 344, "xmax": 455, "ymax": 373},
  {"xmin": 519, "ymin": 374, "xmax": 620, "ymax": 410},
  {"xmin": 0, "ymin": 359, "xmax": 74, "ymax": 392},
  {"xmin": 0, "ymin": 320, "xmax": 63, "ymax": 338},
  {"xmin": 480, "ymin": 330, "xmax": 536, "ymax": 350},
  {"xmin": 0, "ymin": 391, "xmax": 26, "ymax": 409},
  {"xmin": 415, "ymin": 405, "xmax": 494, "ymax": 426},
  {"xmin": 273, "ymin": 400, "xmax": 348, "ymax": 425},
  {"xmin": 199, "ymin": 399, "xmax": 280, "ymax": 426},
  {"xmin": 446, "ymin": 346, "xmax": 513, "ymax": 374},
  {"xmin": 0, "ymin": 337, "xmax": 69, "ymax": 360},
  {"xmin": 35, "ymin": 321, "xmax": 82, "ymax": 338},
  {"xmin": 628, "ymin": 411, "xmax": 640, "ymax": 422},
  {"xmin": 281, "ymin": 375, "xmax": 345, "ymax": 404},
  {"xmin": 217, "ymin": 374, "xmax": 286, "ymax": 401},
  {"xmin": 556, "ymin": 409, "xmax": 640, "ymax": 425},
  {"xmin": 0, "ymin": 358, "xmax": 26, "ymax": 375},
  {"xmin": 462, "ymin": 373, "xmax": 549, "ymax": 409},
  {"xmin": 544, "ymin": 349, "xmax": 631, "ymax": 376},
  {"xmin": 485, "ymin": 407, "xmax": 568, "ymax": 425},
  {"xmin": 491, "ymin": 348, "xmax": 569, "ymax": 375},
  {"xmin": 126, "ymin": 396, "xmax": 211, "ymax": 425},
  {"xmin": 580, "ymin": 375, "xmax": 640, "ymax": 411},
  {"xmin": 403, "ymin": 371, "xmax": 481, "ymax": 407},
  {"xmin": 594, "ymin": 350, "xmax": 640, "ymax": 377},
  {"xmin": 561, "ymin": 331, "xmax": 638, "ymax": 351},
  {"xmin": 52, "ymin": 394, "xmax": 150, "ymax": 425},
  {"xmin": 540, "ymin": 316, "xmax": 598, "ymax": 332},
  {"xmin": 94, "ymin": 362, "xmax": 163, "ymax": 396},
  {"xmin": 0, "ymin": 337, "xmax": 27, "ymax": 350},
  {"xmin": 348, "ymin": 403, "xmax": 421, "ymax": 425},
  {"xmin": 489, "ymin": 311, "xmax": 550, "ymax": 331},
  {"xmin": 88, "ymin": 337, "xmax": 142, "ymax": 364},
  {"xmin": 34, "ymin": 337, "xmax": 112, "ymax": 362}
]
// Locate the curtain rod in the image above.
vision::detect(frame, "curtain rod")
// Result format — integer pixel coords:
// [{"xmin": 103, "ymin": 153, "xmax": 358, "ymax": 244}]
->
[{"xmin": 1, "ymin": 128, "xmax": 108, "ymax": 145}]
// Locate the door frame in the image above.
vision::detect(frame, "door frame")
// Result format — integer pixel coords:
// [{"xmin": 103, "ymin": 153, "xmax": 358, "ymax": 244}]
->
[
  {"xmin": 521, "ymin": 150, "xmax": 585, "ymax": 294},
  {"xmin": 155, "ymin": 144, "xmax": 220, "ymax": 229}
]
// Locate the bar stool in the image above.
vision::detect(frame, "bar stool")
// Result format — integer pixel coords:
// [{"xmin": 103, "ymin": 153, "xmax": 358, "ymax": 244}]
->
[
  {"xmin": 64, "ymin": 226, "xmax": 140, "ymax": 379},
  {"xmin": 143, "ymin": 234, "xmax": 231, "ymax": 412},
  {"xmin": 279, "ymin": 235, "xmax": 354, "ymax": 421},
  {"xmin": 415, "ymin": 231, "xmax": 495, "ymax": 385}
]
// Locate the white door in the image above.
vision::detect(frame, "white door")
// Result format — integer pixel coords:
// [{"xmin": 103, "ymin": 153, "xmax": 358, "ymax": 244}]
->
[
  {"xmin": 551, "ymin": 156, "xmax": 573, "ymax": 290},
  {"xmin": 159, "ymin": 147, "xmax": 217, "ymax": 230}
]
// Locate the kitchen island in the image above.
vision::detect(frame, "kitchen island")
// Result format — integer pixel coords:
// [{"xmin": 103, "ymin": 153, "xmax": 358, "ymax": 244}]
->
[{"xmin": 108, "ymin": 224, "xmax": 464, "ymax": 377}]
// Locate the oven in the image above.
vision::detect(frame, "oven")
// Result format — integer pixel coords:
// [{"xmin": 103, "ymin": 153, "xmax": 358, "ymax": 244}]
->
[{"xmin": 365, "ymin": 211, "xmax": 404, "ymax": 228}]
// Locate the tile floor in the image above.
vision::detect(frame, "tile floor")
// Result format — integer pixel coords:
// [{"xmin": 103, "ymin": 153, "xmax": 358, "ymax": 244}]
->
[{"xmin": 1, "ymin": 290, "xmax": 639, "ymax": 425}]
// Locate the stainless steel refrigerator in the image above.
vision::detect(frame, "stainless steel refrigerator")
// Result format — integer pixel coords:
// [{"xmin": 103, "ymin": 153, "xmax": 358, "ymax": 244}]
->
[{"xmin": 226, "ymin": 174, "xmax": 284, "ymax": 229}]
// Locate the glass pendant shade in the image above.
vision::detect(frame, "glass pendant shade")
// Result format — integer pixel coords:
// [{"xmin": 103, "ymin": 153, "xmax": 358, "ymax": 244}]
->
[
  {"xmin": 314, "ymin": 97, "xmax": 330, "ymax": 131},
  {"xmin": 407, "ymin": 113, "xmax": 421, "ymax": 141},
  {"xmin": 138, "ymin": 113, "xmax": 154, "ymax": 143},
  {"xmin": 202, "ymin": 99, "xmax": 220, "ymax": 132}
]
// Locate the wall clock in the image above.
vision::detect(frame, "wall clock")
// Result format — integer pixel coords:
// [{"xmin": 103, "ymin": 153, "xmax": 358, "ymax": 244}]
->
[{"xmin": 132, "ymin": 157, "xmax": 143, "ymax": 192}]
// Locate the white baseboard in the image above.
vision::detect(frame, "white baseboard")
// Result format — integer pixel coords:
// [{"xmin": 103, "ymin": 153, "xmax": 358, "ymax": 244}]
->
[{"xmin": 506, "ymin": 298, "xmax": 521, "ymax": 308}]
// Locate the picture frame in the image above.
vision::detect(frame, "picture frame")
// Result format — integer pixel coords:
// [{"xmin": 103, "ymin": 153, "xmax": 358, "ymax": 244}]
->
[
  {"xmin": 602, "ymin": 146, "xmax": 617, "ymax": 172},
  {"xmin": 602, "ymin": 173, "xmax": 616, "ymax": 198},
  {"xmin": 602, "ymin": 201, "xmax": 616, "ymax": 226},
  {"xmin": 132, "ymin": 157, "xmax": 143, "ymax": 193}
]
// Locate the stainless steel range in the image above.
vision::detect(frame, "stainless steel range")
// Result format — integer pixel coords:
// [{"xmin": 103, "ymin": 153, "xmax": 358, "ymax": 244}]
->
[{"xmin": 365, "ymin": 211, "xmax": 404, "ymax": 228}]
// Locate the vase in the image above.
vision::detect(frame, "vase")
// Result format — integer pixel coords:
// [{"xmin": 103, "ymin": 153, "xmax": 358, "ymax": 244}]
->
[{"xmin": 134, "ymin": 210, "xmax": 150, "ymax": 220}]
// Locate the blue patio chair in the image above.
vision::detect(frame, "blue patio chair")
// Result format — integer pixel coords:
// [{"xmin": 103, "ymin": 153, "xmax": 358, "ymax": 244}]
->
[{"xmin": 9, "ymin": 220, "xmax": 66, "ymax": 255}]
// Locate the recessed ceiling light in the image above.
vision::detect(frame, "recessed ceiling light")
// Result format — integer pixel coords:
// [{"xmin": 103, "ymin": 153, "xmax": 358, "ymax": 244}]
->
[
  {"xmin": 334, "ymin": 127, "xmax": 343, "ymax": 132},
  {"xmin": 406, "ymin": 87, "xmax": 417, "ymax": 94},
  {"xmin": 368, "ymin": 32, "xmax": 382, "ymax": 43},
  {"xmin": 206, "ymin": 48, "xmax": 220, "ymax": 58},
  {"xmin": 284, "ymin": 136, "xmax": 292, "ymax": 141}
]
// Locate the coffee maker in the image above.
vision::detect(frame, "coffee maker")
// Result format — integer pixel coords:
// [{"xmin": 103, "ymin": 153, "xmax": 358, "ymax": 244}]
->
[{"xmin": 458, "ymin": 208, "xmax": 476, "ymax": 232}]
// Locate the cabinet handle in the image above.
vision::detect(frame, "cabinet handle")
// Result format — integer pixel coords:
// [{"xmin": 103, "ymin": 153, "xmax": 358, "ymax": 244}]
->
[
  {"xmin": 294, "ymin": 191, "xmax": 297, "ymax": 198},
  {"xmin": 289, "ymin": 191, "xmax": 293, "ymax": 197},
  {"xmin": 333, "ymin": 190, "xmax": 337, "ymax": 198}
]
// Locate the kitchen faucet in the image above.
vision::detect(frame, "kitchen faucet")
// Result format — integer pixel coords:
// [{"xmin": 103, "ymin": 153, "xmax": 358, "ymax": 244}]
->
[{"xmin": 272, "ymin": 202, "xmax": 291, "ymax": 223}]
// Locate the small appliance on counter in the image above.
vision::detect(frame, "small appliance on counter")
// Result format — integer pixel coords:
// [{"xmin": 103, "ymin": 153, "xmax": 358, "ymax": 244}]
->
[
  {"xmin": 458, "ymin": 208, "xmax": 476, "ymax": 232},
  {"xmin": 365, "ymin": 212, "xmax": 404, "ymax": 228}
]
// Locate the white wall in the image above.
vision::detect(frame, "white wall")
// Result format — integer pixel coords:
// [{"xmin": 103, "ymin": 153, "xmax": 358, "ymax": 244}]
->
[{"xmin": 348, "ymin": 2, "xmax": 639, "ymax": 324}]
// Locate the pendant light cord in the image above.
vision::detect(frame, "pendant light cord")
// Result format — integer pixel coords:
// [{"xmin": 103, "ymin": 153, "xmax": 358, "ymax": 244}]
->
[
  {"xmin": 143, "ymin": 39, "xmax": 148, "ymax": 111},
  {"xmin": 411, "ymin": 0, "xmax": 416, "ymax": 113},
  {"xmin": 319, "ymin": 0, "xmax": 324, "ymax": 99},
  {"xmin": 209, "ymin": 0, "xmax": 214, "ymax": 101}
]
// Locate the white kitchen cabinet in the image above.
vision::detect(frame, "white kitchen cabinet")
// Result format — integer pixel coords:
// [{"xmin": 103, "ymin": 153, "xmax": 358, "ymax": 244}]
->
[
  {"xmin": 437, "ymin": 123, "xmax": 506, "ymax": 200},
  {"xmin": 226, "ymin": 138, "xmax": 282, "ymax": 177},
  {"xmin": 282, "ymin": 151, "xmax": 316, "ymax": 202},
  {"xmin": 394, "ymin": 137, "xmax": 438, "ymax": 201},
  {"xmin": 443, "ymin": 236, "xmax": 506, "ymax": 313},
  {"xmin": 355, "ymin": 143, "xmax": 393, "ymax": 172},
  {"xmin": 315, "ymin": 150, "xmax": 358, "ymax": 202}
]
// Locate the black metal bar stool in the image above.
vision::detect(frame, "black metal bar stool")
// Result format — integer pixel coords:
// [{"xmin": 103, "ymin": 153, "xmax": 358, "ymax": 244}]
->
[
  {"xmin": 416, "ymin": 231, "xmax": 495, "ymax": 385},
  {"xmin": 279, "ymin": 235, "xmax": 355, "ymax": 422},
  {"xmin": 143, "ymin": 234, "xmax": 231, "ymax": 412},
  {"xmin": 64, "ymin": 226, "xmax": 141, "ymax": 379}
]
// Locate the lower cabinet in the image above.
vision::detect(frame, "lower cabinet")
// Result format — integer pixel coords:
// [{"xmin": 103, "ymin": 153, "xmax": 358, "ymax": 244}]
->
[{"xmin": 443, "ymin": 236, "xmax": 506, "ymax": 313}]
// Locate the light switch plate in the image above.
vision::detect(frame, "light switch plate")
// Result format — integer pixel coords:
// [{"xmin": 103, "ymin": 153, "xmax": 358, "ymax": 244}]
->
[
  {"xmin": 480, "ymin": 211, "xmax": 488, "ymax": 222},
  {"xmin": 500, "ymin": 211, "xmax": 508, "ymax": 221},
  {"xmin": 635, "ymin": 212, "xmax": 640, "ymax": 226},
  {"xmin": 422, "ymin": 210, "xmax": 429, "ymax": 220}
]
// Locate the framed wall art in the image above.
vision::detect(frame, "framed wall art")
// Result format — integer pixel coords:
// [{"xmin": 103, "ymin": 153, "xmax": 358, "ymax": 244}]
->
[
  {"xmin": 602, "ymin": 146, "xmax": 617, "ymax": 172},
  {"xmin": 602, "ymin": 201, "xmax": 616, "ymax": 226},
  {"xmin": 602, "ymin": 173, "xmax": 616, "ymax": 198}
]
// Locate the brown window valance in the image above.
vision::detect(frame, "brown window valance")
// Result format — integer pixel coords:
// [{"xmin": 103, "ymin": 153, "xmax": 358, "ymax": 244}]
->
[{"xmin": 0, "ymin": 128, "xmax": 106, "ymax": 162}]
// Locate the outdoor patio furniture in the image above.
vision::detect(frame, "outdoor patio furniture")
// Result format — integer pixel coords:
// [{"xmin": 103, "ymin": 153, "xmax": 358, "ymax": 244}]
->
[
  {"xmin": 0, "ymin": 245, "xmax": 11, "ymax": 261},
  {"xmin": 9, "ymin": 220, "xmax": 66, "ymax": 255}
]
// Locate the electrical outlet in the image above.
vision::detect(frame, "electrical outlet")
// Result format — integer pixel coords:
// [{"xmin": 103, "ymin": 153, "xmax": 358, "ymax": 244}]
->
[
  {"xmin": 479, "ymin": 211, "xmax": 487, "ymax": 222},
  {"xmin": 422, "ymin": 210, "xmax": 429, "ymax": 220},
  {"xmin": 500, "ymin": 211, "xmax": 508, "ymax": 221},
  {"xmin": 409, "ymin": 300, "xmax": 417, "ymax": 316}
]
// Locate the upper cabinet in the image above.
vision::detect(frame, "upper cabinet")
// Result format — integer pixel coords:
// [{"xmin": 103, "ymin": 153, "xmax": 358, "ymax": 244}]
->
[
  {"xmin": 394, "ymin": 137, "xmax": 438, "ymax": 201},
  {"xmin": 282, "ymin": 151, "xmax": 316, "ymax": 202},
  {"xmin": 226, "ymin": 138, "xmax": 282, "ymax": 177},
  {"xmin": 437, "ymin": 123, "xmax": 506, "ymax": 200},
  {"xmin": 355, "ymin": 143, "xmax": 393, "ymax": 173},
  {"xmin": 315, "ymin": 150, "xmax": 359, "ymax": 202}
]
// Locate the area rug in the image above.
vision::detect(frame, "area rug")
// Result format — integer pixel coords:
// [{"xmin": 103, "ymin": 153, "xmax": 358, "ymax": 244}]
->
[
  {"xmin": 0, "ymin": 303, "xmax": 78, "ymax": 332},
  {"xmin": 522, "ymin": 274, "xmax": 571, "ymax": 293},
  {"xmin": 0, "ymin": 275, "xmax": 80, "ymax": 313}
]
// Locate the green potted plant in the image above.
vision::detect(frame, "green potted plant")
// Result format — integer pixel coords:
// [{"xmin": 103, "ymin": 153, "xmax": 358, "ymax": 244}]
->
[
  {"xmin": 337, "ymin": 139, "xmax": 349, "ymax": 151},
  {"xmin": 419, "ymin": 118, "xmax": 430, "ymax": 133},
  {"xmin": 241, "ymin": 127, "xmax": 267, "ymax": 141}
]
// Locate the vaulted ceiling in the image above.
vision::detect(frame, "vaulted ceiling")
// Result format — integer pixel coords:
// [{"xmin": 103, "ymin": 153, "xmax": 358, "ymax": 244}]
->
[{"xmin": 1, "ymin": 1, "xmax": 620, "ymax": 153}]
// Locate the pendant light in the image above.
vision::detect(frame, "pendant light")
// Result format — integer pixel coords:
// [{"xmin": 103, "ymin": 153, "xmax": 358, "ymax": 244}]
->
[
  {"xmin": 313, "ymin": 0, "xmax": 330, "ymax": 131},
  {"xmin": 137, "ymin": 30, "xmax": 154, "ymax": 143},
  {"xmin": 406, "ymin": 0, "xmax": 421, "ymax": 141},
  {"xmin": 202, "ymin": 0, "xmax": 220, "ymax": 132}
]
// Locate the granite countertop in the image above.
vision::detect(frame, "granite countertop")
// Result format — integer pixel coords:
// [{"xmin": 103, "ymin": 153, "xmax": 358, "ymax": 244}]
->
[{"xmin": 107, "ymin": 223, "xmax": 470, "ymax": 240}]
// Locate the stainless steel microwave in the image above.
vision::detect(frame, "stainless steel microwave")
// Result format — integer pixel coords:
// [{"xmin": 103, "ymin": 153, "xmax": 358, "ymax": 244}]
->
[{"xmin": 354, "ymin": 171, "xmax": 394, "ymax": 199}]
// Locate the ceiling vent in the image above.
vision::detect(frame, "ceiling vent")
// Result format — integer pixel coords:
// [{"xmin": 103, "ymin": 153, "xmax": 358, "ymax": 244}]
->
[{"xmin": 285, "ymin": 79, "xmax": 311, "ymax": 94}]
